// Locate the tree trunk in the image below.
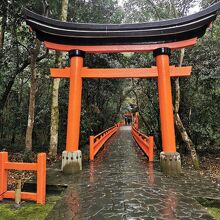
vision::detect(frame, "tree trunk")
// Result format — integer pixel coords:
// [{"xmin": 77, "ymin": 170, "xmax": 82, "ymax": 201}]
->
[
  {"xmin": 0, "ymin": 0, "xmax": 7, "ymax": 49},
  {"xmin": 49, "ymin": 77, "xmax": 60, "ymax": 157},
  {"xmin": 49, "ymin": 0, "xmax": 69, "ymax": 157},
  {"xmin": 0, "ymin": 0, "xmax": 8, "ymax": 137},
  {"xmin": 25, "ymin": 40, "xmax": 41, "ymax": 151},
  {"xmin": 174, "ymin": 48, "xmax": 200, "ymax": 169},
  {"xmin": 174, "ymin": 113, "xmax": 200, "ymax": 168}
]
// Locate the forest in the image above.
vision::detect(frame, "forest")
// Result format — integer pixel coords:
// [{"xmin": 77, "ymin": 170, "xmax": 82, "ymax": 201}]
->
[
  {"xmin": 0, "ymin": 0, "xmax": 220, "ymax": 174},
  {"xmin": 1, "ymin": 0, "xmax": 220, "ymax": 219}
]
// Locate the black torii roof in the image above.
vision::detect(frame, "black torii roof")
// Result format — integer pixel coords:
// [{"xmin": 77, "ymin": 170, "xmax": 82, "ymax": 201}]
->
[{"xmin": 24, "ymin": 2, "xmax": 220, "ymax": 46}]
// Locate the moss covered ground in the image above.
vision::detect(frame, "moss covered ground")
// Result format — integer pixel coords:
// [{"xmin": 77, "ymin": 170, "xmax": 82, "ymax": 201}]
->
[
  {"xmin": 0, "ymin": 194, "xmax": 61, "ymax": 220},
  {"xmin": 197, "ymin": 197, "xmax": 220, "ymax": 220},
  {"xmin": 207, "ymin": 207, "xmax": 220, "ymax": 220}
]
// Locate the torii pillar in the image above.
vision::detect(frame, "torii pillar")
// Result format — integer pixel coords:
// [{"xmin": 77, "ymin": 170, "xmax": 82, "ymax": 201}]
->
[
  {"xmin": 61, "ymin": 50, "xmax": 84, "ymax": 173},
  {"xmin": 153, "ymin": 48, "xmax": 181, "ymax": 175},
  {"xmin": 134, "ymin": 112, "xmax": 139, "ymax": 129}
]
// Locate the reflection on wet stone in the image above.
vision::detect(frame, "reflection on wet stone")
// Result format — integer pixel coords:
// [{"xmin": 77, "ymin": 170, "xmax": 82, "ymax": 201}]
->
[{"xmin": 46, "ymin": 126, "xmax": 219, "ymax": 220}]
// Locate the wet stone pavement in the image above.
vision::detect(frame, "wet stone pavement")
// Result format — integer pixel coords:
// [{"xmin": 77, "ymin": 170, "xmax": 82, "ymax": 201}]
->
[{"xmin": 46, "ymin": 126, "xmax": 219, "ymax": 220}]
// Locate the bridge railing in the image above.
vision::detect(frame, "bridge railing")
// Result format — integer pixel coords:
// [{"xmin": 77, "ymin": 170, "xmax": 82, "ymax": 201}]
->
[
  {"xmin": 131, "ymin": 125, "xmax": 154, "ymax": 161},
  {"xmin": 117, "ymin": 121, "xmax": 125, "ymax": 127},
  {"xmin": 0, "ymin": 152, "xmax": 46, "ymax": 204},
  {"xmin": 90, "ymin": 123, "xmax": 121, "ymax": 160}
]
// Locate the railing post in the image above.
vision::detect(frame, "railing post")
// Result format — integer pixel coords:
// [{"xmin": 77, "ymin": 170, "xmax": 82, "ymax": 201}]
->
[
  {"xmin": 0, "ymin": 152, "xmax": 8, "ymax": 201},
  {"xmin": 90, "ymin": 136, "xmax": 95, "ymax": 161},
  {"xmin": 135, "ymin": 112, "xmax": 139, "ymax": 129},
  {"xmin": 148, "ymin": 136, "xmax": 154, "ymax": 162},
  {"xmin": 36, "ymin": 153, "xmax": 46, "ymax": 204}
]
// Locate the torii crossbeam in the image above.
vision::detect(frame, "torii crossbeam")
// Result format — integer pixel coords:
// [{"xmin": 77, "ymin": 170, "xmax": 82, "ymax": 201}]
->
[
  {"xmin": 24, "ymin": 2, "xmax": 220, "ymax": 175},
  {"xmin": 50, "ymin": 66, "xmax": 192, "ymax": 78}
]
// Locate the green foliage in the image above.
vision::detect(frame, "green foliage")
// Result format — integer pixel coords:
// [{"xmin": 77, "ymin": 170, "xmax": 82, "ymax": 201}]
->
[
  {"xmin": 123, "ymin": 0, "xmax": 197, "ymax": 23},
  {"xmin": 67, "ymin": 0, "xmax": 124, "ymax": 23},
  {"xmin": 197, "ymin": 197, "xmax": 220, "ymax": 219},
  {"xmin": 179, "ymin": 23, "xmax": 220, "ymax": 147},
  {"xmin": 207, "ymin": 208, "xmax": 220, "ymax": 220},
  {"xmin": 0, "ymin": 0, "xmax": 126, "ymax": 153},
  {"xmin": 23, "ymin": 149, "xmax": 35, "ymax": 162},
  {"xmin": 121, "ymin": 0, "xmax": 220, "ymax": 152}
]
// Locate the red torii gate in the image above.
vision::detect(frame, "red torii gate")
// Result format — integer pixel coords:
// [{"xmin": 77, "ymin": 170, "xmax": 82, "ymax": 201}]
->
[
  {"xmin": 24, "ymin": 2, "xmax": 220, "ymax": 174},
  {"xmin": 49, "ymin": 46, "xmax": 186, "ymax": 174}
]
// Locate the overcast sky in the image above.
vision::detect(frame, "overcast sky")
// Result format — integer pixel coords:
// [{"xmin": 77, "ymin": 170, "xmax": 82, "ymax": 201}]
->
[{"xmin": 188, "ymin": 4, "xmax": 201, "ymax": 14}]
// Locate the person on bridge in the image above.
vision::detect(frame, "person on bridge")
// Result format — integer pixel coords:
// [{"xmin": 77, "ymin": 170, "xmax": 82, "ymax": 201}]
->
[{"xmin": 125, "ymin": 117, "xmax": 128, "ymax": 125}]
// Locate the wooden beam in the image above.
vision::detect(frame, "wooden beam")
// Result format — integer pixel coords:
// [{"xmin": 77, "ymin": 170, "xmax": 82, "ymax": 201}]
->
[
  {"xmin": 4, "ymin": 191, "xmax": 37, "ymax": 201},
  {"xmin": 50, "ymin": 67, "xmax": 70, "ymax": 78},
  {"xmin": 81, "ymin": 66, "xmax": 192, "ymax": 78},
  {"xmin": 45, "ymin": 38, "xmax": 197, "ymax": 53},
  {"xmin": 4, "ymin": 162, "xmax": 37, "ymax": 171},
  {"xmin": 50, "ymin": 66, "xmax": 192, "ymax": 78}
]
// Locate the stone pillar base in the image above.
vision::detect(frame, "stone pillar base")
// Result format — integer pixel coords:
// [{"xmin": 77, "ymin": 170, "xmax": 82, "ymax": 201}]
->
[
  {"xmin": 61, "ymin": 150, "xmax": 82, "ymax": 174},
  {"xmin": 160, "ymin": 152, "xmax": 181, "ymax": 175}
]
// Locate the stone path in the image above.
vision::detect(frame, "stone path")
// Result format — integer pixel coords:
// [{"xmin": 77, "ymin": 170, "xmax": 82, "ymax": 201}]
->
[{"xmin": 46, "ymin": 126, "xmax": 219, "ymax": 220}]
